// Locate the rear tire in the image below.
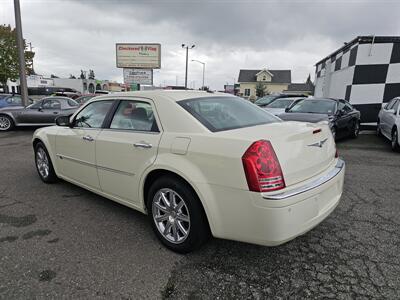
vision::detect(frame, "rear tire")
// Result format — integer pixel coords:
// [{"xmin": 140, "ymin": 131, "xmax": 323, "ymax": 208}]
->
[
  {"xmin": 147, "ymin": 175, "xmax": 210, "ymax": 253},
  {"xmin": 34, "ymin": 142, "xmax": 58, "ymax": 183},
  {"xmin": 0, "ymin": 115, "xmax": 14, "ymax": 131},
  {"xmin": 391, "ymin": 128, "xmax": 400, "ymax": 152}
]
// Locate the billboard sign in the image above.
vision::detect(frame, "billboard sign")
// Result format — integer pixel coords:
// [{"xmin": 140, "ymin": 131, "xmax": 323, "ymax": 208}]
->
[
  {"xmin": 116, "ymin": 43, "xmax": 161, "ymax": 69},
  {"xmin": 123, "ymin": 68, "xmax": 153, "ymax": 85}
]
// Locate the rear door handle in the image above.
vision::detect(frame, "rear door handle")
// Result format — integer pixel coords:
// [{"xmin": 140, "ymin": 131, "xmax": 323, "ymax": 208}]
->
[
  {"xmin": 82, "ymin": 135, "xmax": 94, "ymax": 142},
  {"xmin": 134, "ymin": 142, "xmax": 152, "ymax": 149}
]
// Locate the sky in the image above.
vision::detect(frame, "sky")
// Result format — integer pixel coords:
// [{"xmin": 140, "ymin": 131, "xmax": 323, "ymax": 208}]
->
[{"xmin": 1, "ymin": 0, "xmax": 400, "ymax": 90}]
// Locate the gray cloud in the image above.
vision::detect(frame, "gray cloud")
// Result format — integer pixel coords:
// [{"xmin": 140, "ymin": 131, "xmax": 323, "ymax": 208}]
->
[{"xmin": 1, "ymin": 0, "xmax": 400, "ymax": 89}]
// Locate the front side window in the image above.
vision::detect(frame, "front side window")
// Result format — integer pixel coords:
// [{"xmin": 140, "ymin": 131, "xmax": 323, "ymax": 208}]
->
[
  {"xmin": 392, "ymin": 100, "xmax": 399, "ymax": 114},
  {"xmin": 385, "ymin": 99, "xmax": 396, "ymax": 110},
  {"xmin": 74, "ymin": 100, "xmax": 113, "ymax": 128},
  {"xmin": 110, "ymin": 100, "xmax": 158, "ymax": 132},
  {"xmin": 178, "ymin": 96, "xmax": 280, "ymax": 132}
]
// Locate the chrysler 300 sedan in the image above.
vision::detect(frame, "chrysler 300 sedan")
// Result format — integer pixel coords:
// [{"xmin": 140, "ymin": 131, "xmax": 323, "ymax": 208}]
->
[{"xmin": 32, "ymin": 91, "xmax": 345, "ymax": 253}]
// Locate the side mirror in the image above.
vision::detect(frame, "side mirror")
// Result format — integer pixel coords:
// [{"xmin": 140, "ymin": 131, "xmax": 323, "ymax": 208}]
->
[
  {"xmin": 55, "ymin": 115, "xmax": 71, "ymax": 127},
  {"xmin": 285, "ymin": 107, "xmax": 290, "ymax": 113}
]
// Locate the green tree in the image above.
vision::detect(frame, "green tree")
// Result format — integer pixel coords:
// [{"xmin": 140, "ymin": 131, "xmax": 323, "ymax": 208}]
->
[
  {"xmin": 255, "ymin": 82, "xmax": 268, "ymax": 98},
  {"xmin": 0, "ymin": 24, "xmax": 35, "ymax": 93}
]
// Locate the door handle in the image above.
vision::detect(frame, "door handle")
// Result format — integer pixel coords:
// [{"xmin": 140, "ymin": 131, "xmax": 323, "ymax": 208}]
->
[
  {"xmin": 134, "ymin": 142, "xmax": 152, "ymax": 149},
  {"xmin": 82, "ymin": 135, "xmax": 94, "ymax": 142},
  {"xmin": 53, "ymin": 112, "xmax": 59, "ymax": 114}
]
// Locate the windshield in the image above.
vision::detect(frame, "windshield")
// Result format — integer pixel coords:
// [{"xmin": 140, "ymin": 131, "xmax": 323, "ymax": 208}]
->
[
  {"xmin": 288, "ymin": 99, "xmax": 337, "ymax": 115},
  {"xmin": 267, "ymin": 98, "xmax": 296, "ymax": 109},
  {"xmin": 254, "ymin": 95, "xmax": 277, "ymax": 106},
  {"xmin": 178, "ymin": 96, "xmax": 280, "ymax": 132}
]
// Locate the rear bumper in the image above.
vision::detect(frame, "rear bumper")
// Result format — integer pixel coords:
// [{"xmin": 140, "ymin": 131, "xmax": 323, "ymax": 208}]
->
[{"xmin": 198, "ymin": 158, "xmax": 345, "ymax": 246}]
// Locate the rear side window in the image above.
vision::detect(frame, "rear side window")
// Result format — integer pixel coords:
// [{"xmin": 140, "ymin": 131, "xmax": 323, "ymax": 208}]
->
[
  {"xmin": 74, "ymin": 100, "xmax": 113, "ymax": 128},
  {"xmin": 178, "ymin": 96, "xmax": 280, "ymax": 132},
  {"xmin": 110, "ymin": 100, "xmax": 159, "ymax": 132}
]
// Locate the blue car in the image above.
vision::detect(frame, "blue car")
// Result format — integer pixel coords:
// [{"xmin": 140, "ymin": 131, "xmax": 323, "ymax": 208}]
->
[{"xmin": 0, "ymin": 94, "xmax": 33, "ymax": 108}]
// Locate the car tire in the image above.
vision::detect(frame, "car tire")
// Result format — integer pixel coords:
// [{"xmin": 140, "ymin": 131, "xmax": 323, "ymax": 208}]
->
[
  {"xmin": 391, "ymin": 128, "xmax": 400, "ymax": 152},
  {"xmin": 377, "ymin": 120, "xmax": 382, "ymax": 137},
  {"xmin": 350, "ymin": 120, "xmax": 360, "ymax": 138},
  {"xmin": 147, "ymin": 175, "xmax": 210, "ymax": 253},
  {"xmin": 34, "ymin": 142, "xmax": 58, "ymax": 183},
  {"xmin": 0, "ymin": 115, "xmax": 14, "ymax": 131}
]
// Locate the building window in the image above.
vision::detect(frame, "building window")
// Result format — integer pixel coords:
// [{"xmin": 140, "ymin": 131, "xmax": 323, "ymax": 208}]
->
[
  {"xmin": 244, "ymin": 89, "xmax": 250, "ymax": 96},
  {"xmin": 263, "ymin": 76, "xmax": 266, "ymax": 81}
]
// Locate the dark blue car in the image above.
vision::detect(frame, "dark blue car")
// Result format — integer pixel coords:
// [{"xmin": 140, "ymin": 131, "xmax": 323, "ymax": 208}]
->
[{"xmin": 0, "ymin": 94, "xmax": 33, "ymax": 108}]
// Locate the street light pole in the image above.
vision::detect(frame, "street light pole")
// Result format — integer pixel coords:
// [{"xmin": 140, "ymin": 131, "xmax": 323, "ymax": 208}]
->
[
  {"xmin": 13, "ymin": 0, "xmax": 29, "ymax": 107},
  {"xmin": 191, "ymin": 59, "xmax": 205, "ymax": 90},
  {"xmin": 182, "ymin": 44, "xmax": 195, "ymax": 89}
]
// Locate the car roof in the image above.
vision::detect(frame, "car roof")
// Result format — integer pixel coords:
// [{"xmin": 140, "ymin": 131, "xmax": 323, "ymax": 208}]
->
[{"xmin": 90, "ymin": 90, "xmax": 231, "ymax": 104}]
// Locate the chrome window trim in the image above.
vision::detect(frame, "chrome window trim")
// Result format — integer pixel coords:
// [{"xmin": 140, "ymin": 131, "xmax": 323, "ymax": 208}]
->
[
  {"xmin": 262, "ymin": 159, "xmax": 345, "ymax": 200},
  {"xmin": 101, "ymin": 128, "xmax": 160, "ymax": 135}
]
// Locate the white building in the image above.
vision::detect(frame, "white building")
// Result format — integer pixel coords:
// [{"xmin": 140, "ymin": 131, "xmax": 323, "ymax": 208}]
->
[
  {"xmin": 315, "ymin": 36, "xmax": 400, "ymax": 125},
  {"xmin": 6, "ymin": 75, "xmax": 110, "ymax": 95}
]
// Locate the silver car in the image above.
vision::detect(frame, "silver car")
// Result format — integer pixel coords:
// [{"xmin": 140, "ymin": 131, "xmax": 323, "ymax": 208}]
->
[
  {"xmin": 377, "ymin": 97, "xmax": 400, "ymax": 151},
  {"xmin": 0, "ymin": 97, "xmax": 79, "ymax": 131}
]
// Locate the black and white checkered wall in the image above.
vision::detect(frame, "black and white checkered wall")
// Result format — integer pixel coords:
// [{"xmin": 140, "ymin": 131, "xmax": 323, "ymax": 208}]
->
[{"xmin": 315, "ymin": 39, "xmax": 400, "ymax": 124}]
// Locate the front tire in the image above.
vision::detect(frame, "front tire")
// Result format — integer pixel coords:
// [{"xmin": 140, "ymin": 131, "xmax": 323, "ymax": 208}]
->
[
  {"xmin": 391, "ymin": 128, "xmax": 400, "ymax": 152},
  {"xmin": 0, "ymin": 115, "xmax": 14, "ymax": 131},
  {"xmin": 34, "ymin": 142, "xmax": 58, "ymax": 183},
  {"xmin": 377, "ymin": 120, "xmax": 382, "ymax": 137},
  {"xmin": 147, "ymin": 175, "xmax": 210, "ymax": 253},
  {"xmin": 350, "ymin": 120, "xmax": 360, "ymax": 138}
]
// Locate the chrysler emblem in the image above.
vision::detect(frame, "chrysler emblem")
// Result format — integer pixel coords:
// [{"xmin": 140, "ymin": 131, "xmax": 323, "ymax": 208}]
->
[{"xmin": 308, "ymin": 138, "xmax": 328, "ymax": 148}]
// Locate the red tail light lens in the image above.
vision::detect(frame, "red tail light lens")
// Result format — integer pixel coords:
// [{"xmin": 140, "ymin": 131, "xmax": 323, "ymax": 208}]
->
[
  {"xmin": 242, "ymin": 140, "xmax": 286, "ymax": 193},
  {"xmin": 335, "ymin": 148, "xmax": 339, "ymax": 158}
]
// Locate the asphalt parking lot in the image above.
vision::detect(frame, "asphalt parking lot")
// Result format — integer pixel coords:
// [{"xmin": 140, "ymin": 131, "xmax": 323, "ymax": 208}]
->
[{"xmin": 0, "ymin": 129, "xmax": 399, "ymax": 299}]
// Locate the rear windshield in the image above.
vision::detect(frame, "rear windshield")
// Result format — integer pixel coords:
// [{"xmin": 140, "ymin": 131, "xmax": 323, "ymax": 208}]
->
[{"xmin": 178, "ymin": 96, "xmax": 280, "ymax": 132}]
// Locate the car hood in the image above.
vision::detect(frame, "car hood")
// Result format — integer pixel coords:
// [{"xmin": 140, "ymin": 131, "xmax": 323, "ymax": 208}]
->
[{"xmin": 277, "ymin": 112, "xmax": 330, "ymax": 123}]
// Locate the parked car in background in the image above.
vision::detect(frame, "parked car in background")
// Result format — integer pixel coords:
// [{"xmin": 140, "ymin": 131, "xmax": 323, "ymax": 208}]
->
[
  {"xmin": 377, "ymin": 97, "xmax": 400, "ymax": 152},
  {"xmin": 263, "ymin": 97, "xmax": 304, "ymax": 116},
  {"xmin": 0, "ymin": 97, "xmax": 79, "ymax": 131},
  {"xmin": 32, "ymin": 91, "xmax": 344, "ymax": 253},
  {"xmin": 254, "ymin": 94, "xmax": 307, "ymax": 107},
  {"xmin": 54, "ymin": 91, "xmax": 81, "ymax": 100},
  {"xmin": 75, "ymin": 94, "xmax": 97, "ymax": 105},
  {"xmin": 0, "ymin": 94, "xmax": 33, "ymax": 108},
  {"xmin": 278, "ymin": 98, "xmax": 361, "ymax": 140}
]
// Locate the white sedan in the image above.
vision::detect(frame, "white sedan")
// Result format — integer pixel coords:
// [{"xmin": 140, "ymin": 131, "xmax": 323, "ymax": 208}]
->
[{"xmin": 32, "ymin": 91, "xmax": 345, "ymax": 253}]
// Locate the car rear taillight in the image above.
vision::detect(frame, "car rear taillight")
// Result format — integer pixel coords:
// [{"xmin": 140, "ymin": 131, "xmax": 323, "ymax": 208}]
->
[
  {"xmin": 242, "ymin": 140, "xmax": 286, "ymax": 193},
  {"xmin": 335, "ymin": 148, "xmax": 339, "ymax": 158}
]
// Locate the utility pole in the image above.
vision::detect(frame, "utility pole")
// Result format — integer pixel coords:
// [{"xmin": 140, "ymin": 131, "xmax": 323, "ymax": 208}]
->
[
  {"xmin": 14, "ymin": 0, "xmax": 29, "ymax": 107},
  {"xmin": 192, "ymin": 59, "xmax": 205, "ymax": 90},
  {"xmin": 182, "ymin": 44, "xmax": 195, "ymax": 89}
]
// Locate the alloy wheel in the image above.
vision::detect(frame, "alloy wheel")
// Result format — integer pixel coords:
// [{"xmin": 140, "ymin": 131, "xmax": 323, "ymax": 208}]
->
[
  {"xmin": 152, "ymin": 188, "xmax": 191, "ymax": 244},
  {"xmin": 36, "ymin": 147, "xmax": 50, "ymax": 179},
  {"xmin": 0, "ymin": 116, "xmax": 11, "ymax": 130}
]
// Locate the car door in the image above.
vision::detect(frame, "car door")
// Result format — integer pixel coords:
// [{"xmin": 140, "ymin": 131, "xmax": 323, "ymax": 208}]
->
[
  {"xmin": 381, "ymin": 99, "xmax": 396, "ymax": 137},
  {"xmin": 55, "ymin": 100, "xmax": 115, "ymax": 189},
  {"xmin": 95, "ymin": 99, "xmax": 162, "ymax": 205}
]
